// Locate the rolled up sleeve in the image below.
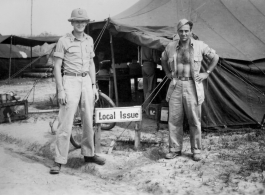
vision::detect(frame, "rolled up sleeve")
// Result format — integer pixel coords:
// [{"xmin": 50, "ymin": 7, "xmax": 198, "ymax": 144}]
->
[
  {"xmin": 201, "ymin": 42, "xmax": 216, "ymax": 60},
  {"xmin": 53, "ymin": 38, "xmax": 65, "ymax": 59},
  {"xmin": 161, "ymin": 50, "xmax": 168, "ymax": 61}
]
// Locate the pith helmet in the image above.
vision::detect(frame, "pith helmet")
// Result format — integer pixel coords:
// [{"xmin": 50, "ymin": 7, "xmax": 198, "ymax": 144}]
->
[{"xmin": 68, "ymin": 8, "xmax": 89, "ymax": 22}]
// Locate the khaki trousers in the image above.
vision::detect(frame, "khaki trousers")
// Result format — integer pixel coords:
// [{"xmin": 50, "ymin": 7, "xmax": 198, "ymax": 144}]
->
[
  {"xmin": 168, "ymin": 79, "xmax": 202, "ymax": 154},
  {"xmin": 55, "ymin": 75, "xmax": 94, "ymax": 164},
  {"xmin": 142, "ymin": 61, "xmax": 156, "ymax": 110}
]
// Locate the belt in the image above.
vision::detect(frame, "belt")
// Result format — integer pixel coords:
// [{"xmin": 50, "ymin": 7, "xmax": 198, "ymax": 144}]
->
[
  {"xmin": 175, "ymin": 76, "xmax": 193, "ymax": 81},
  {"xmin": 64, "ymin": 72, "xmax": 88, "ymax": 77},
  {"xmin": 142, "ymin": 60, "xmax": 154, "ymax": 63}
]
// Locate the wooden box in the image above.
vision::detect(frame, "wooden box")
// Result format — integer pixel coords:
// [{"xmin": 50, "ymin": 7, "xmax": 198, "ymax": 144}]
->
[{"xmin": 0, "ymin": 100, "xmax": 28, "ymax": 123}]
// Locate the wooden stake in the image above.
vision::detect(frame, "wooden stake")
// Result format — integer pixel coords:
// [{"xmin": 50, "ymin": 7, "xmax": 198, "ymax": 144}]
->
[
  {"xmin": 108, "ymin": 140, "xmax": 116, "ymax": 154},
  {"xmin": 134, "ymin": 121, "xmax": 141, "ymax": 150}
]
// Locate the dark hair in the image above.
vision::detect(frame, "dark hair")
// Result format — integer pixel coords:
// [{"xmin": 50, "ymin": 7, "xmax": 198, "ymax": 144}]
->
[{"xmin": 186, "ymin": 21, "xmax": 193, "ymax": 30}]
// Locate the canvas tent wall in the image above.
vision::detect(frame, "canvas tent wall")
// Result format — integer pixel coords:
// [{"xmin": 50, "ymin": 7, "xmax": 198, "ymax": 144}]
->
[
  {"xmin": 89, "ymin": 0, "xmax": 265, "ymax": 128},
  {"xmin": 0, "ymin": 44, "xmax": 40, "ymax": 79},
  {"xmin": 0, "ymin": 35, "xmax": 59, "ymax": 79}
]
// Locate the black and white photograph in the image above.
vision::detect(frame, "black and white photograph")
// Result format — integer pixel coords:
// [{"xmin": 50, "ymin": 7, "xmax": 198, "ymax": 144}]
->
[{"xmin": 0, "ymin": 0, "xmax": 265, "ymax": 194}]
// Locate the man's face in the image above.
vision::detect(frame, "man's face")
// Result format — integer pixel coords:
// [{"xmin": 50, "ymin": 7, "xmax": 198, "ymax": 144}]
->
[
  {"xmin": 177, "ymin": 24, "xmax": 192, "ymax": 42},
  {"xmin": 71, "ymin": 20, "xmax": 87, "ymax": 33}
]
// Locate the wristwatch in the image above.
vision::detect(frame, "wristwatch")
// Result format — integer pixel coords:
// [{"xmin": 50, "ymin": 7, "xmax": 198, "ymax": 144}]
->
[{"xmin": 206, "ymin": 70, "xmax": 211, "ymax": 74}]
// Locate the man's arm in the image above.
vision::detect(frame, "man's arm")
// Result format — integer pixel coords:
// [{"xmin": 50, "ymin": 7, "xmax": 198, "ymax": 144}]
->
[
  {"xmin": 161, "ymin": 51, "xmax": 172, "ymax": 80},
  {"xmin": 206, "ymin": 53, "xmax": 219, "ymax": 73},
  {"xmin": 195, "ymin": 53, "xmax": 219, "ymax": 83},
  {"xmin": 53, "ymin": 57, "xmax": 67, "ymax": 105},
  {"xmin": 161, "ymin": 59, "xmax": 172, "ymax": 80},
  {"xmin": 89, "ymin": 60, "xmax": 99, "ymax": 101}
]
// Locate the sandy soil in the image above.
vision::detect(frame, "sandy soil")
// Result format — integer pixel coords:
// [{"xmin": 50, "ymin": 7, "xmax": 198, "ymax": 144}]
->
[{"xmin": 1, "ymin": 78, "xmax": 265, "ymax": 195}]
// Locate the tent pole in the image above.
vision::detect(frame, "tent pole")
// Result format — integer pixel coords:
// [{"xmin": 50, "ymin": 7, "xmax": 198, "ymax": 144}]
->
[
  {"xmin": 31, "ymin": 47, "xmax": 33, "ymax": 69},
  {"xmin": 109, "ymin": 32, "xmax": 119, "ymax": 106},
  {"xmin": 8, "ymin": 36, "xmax": 13, "ymax": 84}
]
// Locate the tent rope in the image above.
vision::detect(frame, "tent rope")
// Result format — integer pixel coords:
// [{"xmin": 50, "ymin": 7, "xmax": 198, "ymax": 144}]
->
[
  {"xmin": 138, "ymin": 75, "xmax": 168, "ymax": 111},
  {"xmin": 4, "ymin": 52, "xmax": 49, "ymax": 82},
  {"xmin": 23, "ymin": 46, "xmax": 55, "ymax": 101},
  {"xmin": 94, "ymin": 21, "xmax": 108, "ymax": 51},
  {"xmin": 94, "ymin": 21, "xmax": 108, "ymax": 48}
]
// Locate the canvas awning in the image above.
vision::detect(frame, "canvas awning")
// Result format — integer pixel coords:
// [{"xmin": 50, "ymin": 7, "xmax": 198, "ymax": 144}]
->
[
  {"xmin": 90, "ymin": 0, "xmax": 265, "ymax": 61},
  {"xmin": 0, "ymin": 44, "xmax": 39, "ymax": 58},
  {"xmin": 0, "ymin": 35, "xmax": 59, "ymax": 47}
]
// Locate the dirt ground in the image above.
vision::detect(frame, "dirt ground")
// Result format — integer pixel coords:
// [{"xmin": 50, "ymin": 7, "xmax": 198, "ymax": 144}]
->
[{"xmin": 1, "ymin": 77, "xmax": 265, "ymax": 195}]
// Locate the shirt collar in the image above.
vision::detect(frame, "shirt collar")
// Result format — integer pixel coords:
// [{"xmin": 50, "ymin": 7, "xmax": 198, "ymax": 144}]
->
[
  {"xmin": 66, "ymin": 31, "xmax": 90, "ymax": 42},
  {"xmin": 176, "ymin": 38, "xmax": 194, "ymax": 49}
]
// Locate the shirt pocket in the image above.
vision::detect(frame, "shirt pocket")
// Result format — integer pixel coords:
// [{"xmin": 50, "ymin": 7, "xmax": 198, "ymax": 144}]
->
[
  {"xmin": 68, "ymin": 47, "xmax": 80, "ymax": 53},
  {"xmin": 85, "ymin": 44, "xmax": 94, "ymax": 59},
  {"xmin": 194, "ymin": 55, "xmax": 202, "ymax": 62},
  {"xmin": 193, "ymin": 55, "xmax": 202, "ymax": 72}
]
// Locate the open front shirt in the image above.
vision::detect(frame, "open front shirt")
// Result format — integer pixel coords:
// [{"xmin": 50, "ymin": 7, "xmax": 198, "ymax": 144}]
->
[
  {"xmin": 161, "ymin": 39, "xmax": 216, "ymax": 105},
  {"xmin": 53, "ymin": 32, "xmax": 95, "ymax": 74}
]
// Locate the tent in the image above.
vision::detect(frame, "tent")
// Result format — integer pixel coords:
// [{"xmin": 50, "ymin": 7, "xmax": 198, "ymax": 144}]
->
[
  {"xmin": 0, "ymin": 44, "xmax": 39, "ymax": 58},
  {"xmin": 0, "ymin": 35, "xmax": 59, "ymax": 80},
  {"xmin": 0, "ymin": 35, "xmax": 59, "ymax": 47},
  {"xmin": 88, "ymin": 0, "xmax": 265, "ymax": 128}
]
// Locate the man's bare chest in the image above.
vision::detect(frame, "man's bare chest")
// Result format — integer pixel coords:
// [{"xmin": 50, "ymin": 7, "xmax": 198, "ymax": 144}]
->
[{"xmin": 177, "ymin": 47, "xmax": 190, "ymax": 64}]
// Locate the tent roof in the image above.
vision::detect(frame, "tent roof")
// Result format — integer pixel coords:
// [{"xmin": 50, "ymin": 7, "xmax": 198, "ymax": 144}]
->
[
  {"xmin": 0, "ymin": 44, "xmax": 39, "ymax": 58},
  {"xmin": 0, "ymin": 35, "xmax": 59, "ymax": 47},
  {"xmin": 91, "ymin": 0, "xmax": 265, "ymax": 61}
]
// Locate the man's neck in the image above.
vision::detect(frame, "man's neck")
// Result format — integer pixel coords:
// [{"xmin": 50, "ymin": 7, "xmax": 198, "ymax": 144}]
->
[
  {"xmin": 179, "ymin": 38, "xmax": 190, "ymax": 48},
  {"xmin": 72, "ymin": 31, "xmax": 84, "ymax": 40}
]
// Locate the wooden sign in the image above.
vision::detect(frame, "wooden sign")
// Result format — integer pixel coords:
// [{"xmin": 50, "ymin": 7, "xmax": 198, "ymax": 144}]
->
[{"xmin": 95, "ymin": 106, "xmax": 142, "ymax": 123}]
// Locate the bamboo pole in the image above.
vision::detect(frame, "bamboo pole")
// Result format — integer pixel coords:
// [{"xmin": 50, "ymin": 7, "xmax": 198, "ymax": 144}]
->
[
  {"xmin": 31, "ymin": 47, "xmax": 33, "ymax": 69},
  {"xmin": 109, "ymin": 32, "xmax": 119, "ymax": 106},
  {"xmin": 8, "ymin": 36, "xmax": 13, "ymax": 84}
]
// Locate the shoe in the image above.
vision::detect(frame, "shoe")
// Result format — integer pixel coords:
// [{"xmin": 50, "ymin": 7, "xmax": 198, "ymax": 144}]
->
[
  {"xmin": 50, "ymin": 162, "xmax": 61, "ymax": 174},
  {"xmin": 193, "ymin": 153, "xmax": 202, "ymax": 161},
  {"xmin": 84, "ymin": 155, "xmax": 106, "ymax": 165},
  {"xmin": 165, "ymin": 151, "xmax": 182, "ymax": 159}
]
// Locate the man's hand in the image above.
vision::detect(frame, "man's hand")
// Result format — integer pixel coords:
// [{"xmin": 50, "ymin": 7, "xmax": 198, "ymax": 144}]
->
[
  {"xmin": 166, "ymin": 72, "xmax": 173, "ymax": 80},
  {"xmin": 58, "ymin": 90, "xmax": 67, "ymax": 105},
  {"xmin": 93, "ymin": 86, "xmax": 99, "ymax": 102},
  {"xmin": 195, "ymin": 73, "xmax": 209, "ymax": 83}
]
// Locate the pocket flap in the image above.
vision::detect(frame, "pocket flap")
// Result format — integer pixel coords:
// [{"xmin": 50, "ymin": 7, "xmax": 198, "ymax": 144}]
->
[{"xmin": 68, "ymin": 47, "xmax": 80, "ymax": 53}]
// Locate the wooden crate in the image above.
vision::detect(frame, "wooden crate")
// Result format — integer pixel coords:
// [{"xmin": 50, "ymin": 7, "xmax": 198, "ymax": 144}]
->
[{"xmin": 0, "ymin": 100, "xmax": 28, "ymax": 123}]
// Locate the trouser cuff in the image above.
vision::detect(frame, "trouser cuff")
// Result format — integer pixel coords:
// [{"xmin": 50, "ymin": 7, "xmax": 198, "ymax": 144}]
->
[
  {"xmin": 191, "ymin": 149, "xmax": 201, "ymax": 154},
  {"xmin": 169, "ymin": 148, "xmax": 182, "ymax": 153},
  {"xmin": 55, "ymin": 158, "xmax": 67, "ymax": 165}
]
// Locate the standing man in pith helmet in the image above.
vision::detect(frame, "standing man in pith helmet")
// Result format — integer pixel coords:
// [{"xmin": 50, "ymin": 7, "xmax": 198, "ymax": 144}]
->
[
  {"xmin": 161, "ymin": 19, "xmax": 219, "ymax": 161},
  {"xmin": 50, "ymin": 8, "xmax": 106, "ymax": 174}
]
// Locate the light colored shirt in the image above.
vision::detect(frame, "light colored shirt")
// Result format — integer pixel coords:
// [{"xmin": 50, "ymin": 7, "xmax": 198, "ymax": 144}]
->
[
  {"xmin": 53, "ymin": 32, "xmax": 95, "ymax": 74},
  {"xmin": 141, "ymin": 46, "xmax": 160, "ymax": 63},
  {"xmin": 162, "ymin": 38, "xmax": 216, "ymax": 104}
]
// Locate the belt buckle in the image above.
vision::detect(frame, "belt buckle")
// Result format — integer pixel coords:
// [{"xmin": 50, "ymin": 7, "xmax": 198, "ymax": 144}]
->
[{"xmin": 81, "ymin": 72, "xmax": 87, "ymax": 77}]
